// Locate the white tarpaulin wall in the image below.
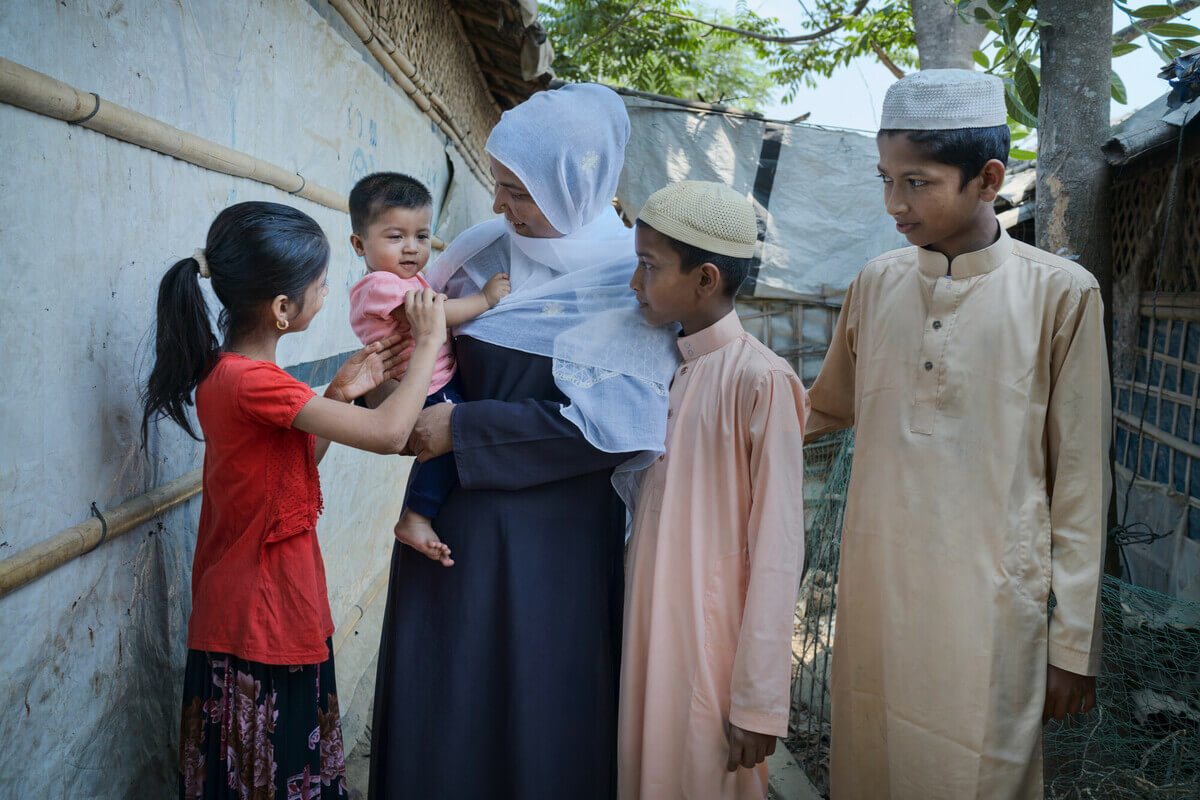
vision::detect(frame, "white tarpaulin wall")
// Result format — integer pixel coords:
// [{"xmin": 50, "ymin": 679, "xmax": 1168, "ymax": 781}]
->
[
  {"xmin": 0, "ymin": 1, "xmax": 493, "ymax": 796},
  {"xmin": 617, "ymin": 95, "xmax": 905, "ymax": 301}
]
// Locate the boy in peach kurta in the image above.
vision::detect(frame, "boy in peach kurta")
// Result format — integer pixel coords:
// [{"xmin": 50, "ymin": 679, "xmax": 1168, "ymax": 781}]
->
[{"xmin": 621, "ymin": 182, "xmax": 808, "ymax": 799}]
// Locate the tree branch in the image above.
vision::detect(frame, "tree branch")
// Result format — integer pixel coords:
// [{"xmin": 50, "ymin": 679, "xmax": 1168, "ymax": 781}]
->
[
  {"xmin": 870, "ymin": 40, "xmax": 906, "ymax": 78},
  {"xmin": 1112, "ymin": 0, "xmax": 1200, "ymax": 47},
  {"xmin": 576, "ymin": 2, "xmax": 643, "ymax": 53},
  {"xmin": 644, "ymin": 0, "xmax": 870, "ymax": 45}
]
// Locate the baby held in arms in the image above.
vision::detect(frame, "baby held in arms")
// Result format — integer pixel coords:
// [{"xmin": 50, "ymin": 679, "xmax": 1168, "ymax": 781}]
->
[{"xmin": 348, "ymin": 172, "xmax": 510, "ymax": 566}]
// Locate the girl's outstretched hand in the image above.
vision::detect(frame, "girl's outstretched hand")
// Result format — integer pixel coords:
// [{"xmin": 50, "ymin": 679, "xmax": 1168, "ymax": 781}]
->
[
  {"xmin": 404, "ymin": 288, "xmax": 447, "ymax": 347},
  {"xmin": 326, "ymin": 334, "xmax": 409, "ymax": 402}
]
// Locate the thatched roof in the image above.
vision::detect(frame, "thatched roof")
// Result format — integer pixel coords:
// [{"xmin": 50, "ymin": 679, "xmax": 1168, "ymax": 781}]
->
[{"xmin": 448, "ymin": 0, "xmax": 555, "ymax": 110}]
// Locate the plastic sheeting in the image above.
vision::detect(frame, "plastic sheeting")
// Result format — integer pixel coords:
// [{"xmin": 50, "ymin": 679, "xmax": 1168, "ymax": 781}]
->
[
  {"xmin": 1115, "ymin": 466, "xmax": 1200, "ymax": 602},
  {"xmin": 617, "ymin": 95, "xmax": 905, "ymax": 301},
  {"xmin": 0, "ymin": 0, "xmax": 494, "ymax": 796}
]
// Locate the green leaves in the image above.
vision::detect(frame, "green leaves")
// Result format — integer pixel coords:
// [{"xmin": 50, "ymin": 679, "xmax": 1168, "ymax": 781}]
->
[
  {"xmin": 545, "ymin": 0, "xmax": 1196, "ymax": 136},
  {"xmin": 1005, "ymin": 80, "xmax": 1040, "ymax": 127},
  {"xmin": 1009, "ymin": 147, "xmax": 1037, "ymax": 160},
  {"xmin": 1151, "ymin": 22, "xmax": 1200, "ymax": 36},
  {"xmin": 1128, "ymin": 4, "xmax": 1182, "ymax": 17},
  {"xmin": 1012, "ymin": 59, "xmax": 1040, "ymax": 116},
  {"xmin": 544, "ymin": 0, "xmax": 779, "ymax": 109},
  {"xmin": 1111, "ymin": 70, "xmax": 1128, "ymax": 103}
]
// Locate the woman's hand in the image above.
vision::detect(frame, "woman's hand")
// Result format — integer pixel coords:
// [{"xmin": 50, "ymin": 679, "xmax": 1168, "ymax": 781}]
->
[
  {"xmin": 404, "ymin": 288, "xmax": 447, "ymax": 347},
  {"xmin": 326, "ymin": 335, "xmax": 408, "ymax": 402},
  {"xmin": 408, "ymin": 402, "xmax": 455, "ymax": 461}
]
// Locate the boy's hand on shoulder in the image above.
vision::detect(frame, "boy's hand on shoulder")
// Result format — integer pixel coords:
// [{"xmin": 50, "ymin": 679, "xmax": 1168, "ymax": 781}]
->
[
  {"xmin": 1043, "ymin": 664, "xmax": 1096, "ymax": 723},
  {"xmin": 725, "ymin": 724, "xmax": 776, "ymax": 772},
  {"xmin": 482, "ymin": 272, "xmax": 511, "ymax": 307}
]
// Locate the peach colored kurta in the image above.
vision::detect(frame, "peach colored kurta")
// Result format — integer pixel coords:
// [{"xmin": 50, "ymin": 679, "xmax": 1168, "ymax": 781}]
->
[
  {"xmin": 807, "ymin": 230, "xmax": 1109, "ymax": 800},
  {"xmin": 620, "ymin": 311, "xmax": 809, "ymax": 800}
]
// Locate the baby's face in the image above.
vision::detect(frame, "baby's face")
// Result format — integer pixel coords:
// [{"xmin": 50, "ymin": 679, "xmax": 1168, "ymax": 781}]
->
[{"xmin": 357, "ymin": 205, "xmax": 433, "ymax": 279}]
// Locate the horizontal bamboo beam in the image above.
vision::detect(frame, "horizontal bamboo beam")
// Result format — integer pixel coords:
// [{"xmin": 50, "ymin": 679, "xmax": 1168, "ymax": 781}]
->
[
  {"xmin": 1140, "ymin": 293, "xmax": 1200, "ymax": 322},
  {"xmin": 1114, "ymin": 408, "xmax": 1200, "ymax": 462},
  {"xmin": 0, "ymin": 57, "xmax": 447, "ymax": 250},
  {"xmin": 0, "ymin": 58, "xmax": 346, "ymax": 209},
  {"xmin": 0, "ymin": 469, "xmax": 203, "ymax": 599}
]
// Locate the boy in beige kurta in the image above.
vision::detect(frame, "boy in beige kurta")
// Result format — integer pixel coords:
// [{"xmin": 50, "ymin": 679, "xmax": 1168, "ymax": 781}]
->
[
  {"xmin": 806, "ymin": 70, "xmax": 1109, "ymax": 800},
  {"xmin": 620, "ymin": 181, "xmax": 809, "ymax": 799}
]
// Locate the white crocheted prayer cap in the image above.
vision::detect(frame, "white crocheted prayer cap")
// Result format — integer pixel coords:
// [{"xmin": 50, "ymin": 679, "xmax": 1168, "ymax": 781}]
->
[
  {"xmin": 637, "ymin": 181, "xmax": 757, "ymax": 258},
  {"xmin": 880, "ymin": 68, "xmax": 1007, "ymax": 131}
]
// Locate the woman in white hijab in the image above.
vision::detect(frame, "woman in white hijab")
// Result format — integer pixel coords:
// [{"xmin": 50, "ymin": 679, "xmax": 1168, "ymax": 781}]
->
[{"xmin": 368, "ymin": 84, "xmax": 677, "ymax": 800}]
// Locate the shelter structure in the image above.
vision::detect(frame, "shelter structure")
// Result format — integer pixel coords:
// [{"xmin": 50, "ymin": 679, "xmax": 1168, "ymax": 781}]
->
[
  {"xmin": 0, "ymin": 1, "xmax": 544, "ymax": 796},
  {"xmin": 1105, "ymin": 94, "xmax": 1200, "ymax": 598},
  {"xmin": 612, "ymin": 86, "xmax": 904, "ymax": 382}
]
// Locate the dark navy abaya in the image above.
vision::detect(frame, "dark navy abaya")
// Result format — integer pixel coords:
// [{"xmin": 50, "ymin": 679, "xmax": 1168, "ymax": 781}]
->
[{"xmin": 368, "ymin": 335, "xmax": 631, "ymax": 799}]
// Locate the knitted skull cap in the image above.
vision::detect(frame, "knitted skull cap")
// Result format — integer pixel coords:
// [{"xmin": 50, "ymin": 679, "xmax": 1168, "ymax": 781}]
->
[
  {"xmin": 637, "ymin": 181, "xmax": 757, "ymax": 259},
  {"xmin": 880, "ymin": 68, "xmax": 1007, "ymax": 131}
]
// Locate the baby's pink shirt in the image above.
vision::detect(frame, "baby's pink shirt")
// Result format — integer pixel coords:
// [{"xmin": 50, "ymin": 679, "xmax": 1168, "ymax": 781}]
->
[{"xmin": 348, "ymin": 271, "xmax": 455, "ymax": 395}]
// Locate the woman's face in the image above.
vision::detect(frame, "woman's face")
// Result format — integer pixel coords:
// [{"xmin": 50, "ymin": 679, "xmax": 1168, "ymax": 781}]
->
[{"xmin": 490, "ymin": 157, "xmax": 561, "ymax": 239}]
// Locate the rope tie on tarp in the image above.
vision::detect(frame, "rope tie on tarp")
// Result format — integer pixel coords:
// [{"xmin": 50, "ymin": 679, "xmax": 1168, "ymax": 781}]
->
[
  {"xmin": 87, "ymin": 501, "xmax": 109, "ymax": 554},
  {"xmin": 67, "ymin": 92, "xmax": 101, "ymax": 125}
]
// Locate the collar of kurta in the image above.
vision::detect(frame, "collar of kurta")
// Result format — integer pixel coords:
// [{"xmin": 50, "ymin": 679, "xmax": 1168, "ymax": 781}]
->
[
  {"xmin": 916, "ymin": 226, "xmax": 1014, "ymax": 280},
  {"xmin": 677, "ymin": 309, "xmax": 743, "ymax": 361}
]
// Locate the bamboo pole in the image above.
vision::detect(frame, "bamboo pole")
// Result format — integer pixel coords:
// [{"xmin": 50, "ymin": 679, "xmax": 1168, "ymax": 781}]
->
[
  {"xmin": 332, "ymin": 567, "xmax": 390, "ymax": 655},
  {"xmin": 0, "ymin": 469, "xmax": 203, "ymax": 599},
  {"xmin": 0, "ymin": 57, "xmax": 447, "ymax": 250},
  {"xmin": 0, "ymin": 58, "xmax": 346, "ymax": 211}
]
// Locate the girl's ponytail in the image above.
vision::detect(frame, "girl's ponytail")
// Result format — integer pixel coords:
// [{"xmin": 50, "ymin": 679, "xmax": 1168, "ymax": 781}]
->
[{"xmin": 141, "ymin": 256, "xmax": 219, "ymax": 444}]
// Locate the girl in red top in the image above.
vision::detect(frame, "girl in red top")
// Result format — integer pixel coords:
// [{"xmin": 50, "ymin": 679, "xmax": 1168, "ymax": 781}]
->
[{"xmin": 141, "ymin": 201, "xmax": 446, "ymax": 800}]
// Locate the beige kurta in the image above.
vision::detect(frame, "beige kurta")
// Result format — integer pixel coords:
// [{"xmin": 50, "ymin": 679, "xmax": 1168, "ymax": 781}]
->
[
  {"xmin": 619, "ymin": 311, "xmax": 809, "ymax": 800},
  {"xmin": 807, "ymin": 230, "xmax": 1109, "ymax": 800}
]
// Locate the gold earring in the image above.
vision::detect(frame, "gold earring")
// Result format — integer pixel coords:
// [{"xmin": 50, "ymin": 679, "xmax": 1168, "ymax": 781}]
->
[{"xmin": 276, "ymin": 319, "xmax": 289, "ymax": 331}]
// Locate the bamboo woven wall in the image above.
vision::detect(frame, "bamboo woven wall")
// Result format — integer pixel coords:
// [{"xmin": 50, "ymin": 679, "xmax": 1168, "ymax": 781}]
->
[
  {"xmin": 1111, "ymin": 144, "xmax": 1200, "ymax": 379},
  {"xmin": 1111, "ymin": 147, "xmax": 1200, "ymax": 295},
  {"xmin": 361, "ymin": 0, "xmax": 502, "ymax": 158},
  {"xmin": 1111, "ymin": 136, "xmax": 1200, "ymax": 543}
]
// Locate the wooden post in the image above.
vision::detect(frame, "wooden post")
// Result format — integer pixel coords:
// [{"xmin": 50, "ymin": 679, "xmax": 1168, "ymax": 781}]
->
[
  {"xmin": 1035, "ymin": 0, "xmax": 1114, "ymax": 305},
  {"xmin": 1036, "ymin": 0, "xmax": 1118, "ymax": 571},
  {"xmin": 911, "ymin": 0, "xmax": 989, "ymax": 70}
]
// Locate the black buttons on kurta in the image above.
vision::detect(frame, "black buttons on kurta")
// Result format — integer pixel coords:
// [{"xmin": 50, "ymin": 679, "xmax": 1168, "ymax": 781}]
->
[
  {"xmin": 924, "ymin": 361, "xmax": 934, "ymax": 371},
  {"xmin": 932, "ymin": 320, "xmax": 942, "ymax": 330}
]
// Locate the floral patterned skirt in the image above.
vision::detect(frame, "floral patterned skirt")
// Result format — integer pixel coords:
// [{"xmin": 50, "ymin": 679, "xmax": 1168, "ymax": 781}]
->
[{"xmin": 178, "ymin": 640, "xmax": 347, "ymax": 800}]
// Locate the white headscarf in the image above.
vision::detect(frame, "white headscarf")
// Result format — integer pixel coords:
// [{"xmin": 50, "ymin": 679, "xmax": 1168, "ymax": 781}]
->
[{"xmin": 426, "ymin": 84, "xmax": 679, "ymax": 501}]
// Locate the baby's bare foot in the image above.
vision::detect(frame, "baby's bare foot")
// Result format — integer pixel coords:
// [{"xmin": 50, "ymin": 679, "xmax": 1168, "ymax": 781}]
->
[{"xmin": 394, "ymin": 510, "xmax": 454, "ymax": 567}]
